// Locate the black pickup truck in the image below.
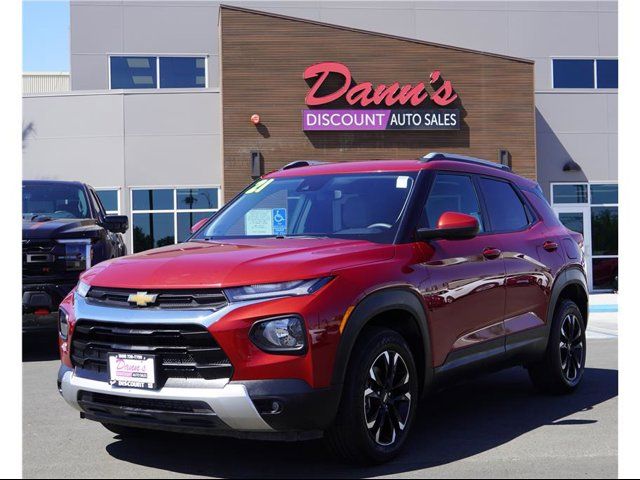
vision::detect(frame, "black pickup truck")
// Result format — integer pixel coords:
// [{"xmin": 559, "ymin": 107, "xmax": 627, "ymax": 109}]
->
[{"xmin": 22, "ymin": 180, "xmax": 129, "ymax": 332}]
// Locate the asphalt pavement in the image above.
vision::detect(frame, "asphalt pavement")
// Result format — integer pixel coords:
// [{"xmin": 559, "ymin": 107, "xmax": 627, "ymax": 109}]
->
[{"xmin": 23, "ymin": 313, "xmax": 618, "ymax": 478}]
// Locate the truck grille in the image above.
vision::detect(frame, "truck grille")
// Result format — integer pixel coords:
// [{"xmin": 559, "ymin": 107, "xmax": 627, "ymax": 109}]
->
[
  {"xmin": 85, "ymin": 287, "xmax": 228, "ymax": 310},
  {"xmin": 71, "ymin": 320, "xmax": 233, "ymax": 385}
]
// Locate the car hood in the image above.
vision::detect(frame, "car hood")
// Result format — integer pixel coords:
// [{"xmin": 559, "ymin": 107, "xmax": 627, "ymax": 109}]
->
[
  {"xmin": 22, "ymin": 218, "xmax": 101, "ymax": 240},
  {"xmin": 82, "ymin": 237, "xmax": 396, "ymax": 289}
]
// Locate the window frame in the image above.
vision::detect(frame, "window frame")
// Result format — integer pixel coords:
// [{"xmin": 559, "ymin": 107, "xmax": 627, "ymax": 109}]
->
[
  {"xmin": 108, "ymin": 54, "xmax": 209, "ymax": 90},
  {"xmin": 551, "ymin": 57, "xmax": 618, "ymax": 90},
  {"xmin": 473, "ymin": 174, "xmax": 539, "ymax": 235},
  {"xmin": 419, "ymin": 171, "xmax": 488, "ymax": 234},
  {"xmin": 129, "ymin": 185, "xmax": 221, "ymax": 252}
]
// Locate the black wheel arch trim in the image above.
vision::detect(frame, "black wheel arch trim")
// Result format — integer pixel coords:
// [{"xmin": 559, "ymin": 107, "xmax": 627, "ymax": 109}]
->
[
  {"xmin": 330, "ymin": 287, "xmax": 433, "ymax": 398},
  {"xmin": 544, "ymin": 267, "xmax": 589, "ymax": 344}
]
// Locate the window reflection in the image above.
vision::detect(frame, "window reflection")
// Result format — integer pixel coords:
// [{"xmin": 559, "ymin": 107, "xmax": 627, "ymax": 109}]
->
[{"xmin": 133, "ymin": 213, "xmax": 175, "ymax": 252}]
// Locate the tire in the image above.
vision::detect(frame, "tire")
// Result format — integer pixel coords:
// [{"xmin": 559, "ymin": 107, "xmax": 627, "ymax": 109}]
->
[
  {"xmin": 528, "ymin": 299, "xmax": 586, "ymax": 394},
  {"xmin": 324, "ymin": 327, "xmax": 419, "ymax": 464},
  {"xmin": 100, "ymin": 422, "xmax": 155, "ymax": 438}
]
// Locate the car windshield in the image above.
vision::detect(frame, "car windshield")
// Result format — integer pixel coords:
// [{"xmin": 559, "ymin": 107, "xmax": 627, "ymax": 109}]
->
[
  {"xmin": 22, "ymin": 183, "xmax": 91, "ymax": 220},
  {"xmin": 195, "ymin": 172, "xmax": 417, "ymax": 244}
]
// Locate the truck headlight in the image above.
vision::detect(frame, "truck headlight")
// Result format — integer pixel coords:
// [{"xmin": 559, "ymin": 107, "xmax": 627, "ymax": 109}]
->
[
  {"xmin": 76, "ymin": 280, "xmax": 90, "ymax": 298},
  {"xmin": 225, "ymin": 277, "xmax": 332, "ymax": 302},
  {"xmin": 249, "ymin": 316, "xmax": 306, "ymax": 354},
  {"xmin": 57, "ymin": 239, "xmax": 92, "ymax": 271},
  {"xmin": 59, "ymin": 308, "xmax": 69, "ymax": 340}
]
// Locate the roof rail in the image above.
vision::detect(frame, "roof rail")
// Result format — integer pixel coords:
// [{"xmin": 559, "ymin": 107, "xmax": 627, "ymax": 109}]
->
[
  {"xmin": 420, "ymin": 152, "xmax": 511, "ymax": 172},
  {"xmin": 280, "ymin": 160, "xmax": 328, "ymax": 171}
]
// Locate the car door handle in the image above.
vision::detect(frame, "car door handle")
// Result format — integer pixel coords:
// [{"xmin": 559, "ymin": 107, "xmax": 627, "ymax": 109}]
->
[
  {"xmin": 482, "ymin": 247, "xmax": 502, "ymax": 260},
  {"xmin": 543, "ymin": 241, "xmax": 559, "ymax": 252}
]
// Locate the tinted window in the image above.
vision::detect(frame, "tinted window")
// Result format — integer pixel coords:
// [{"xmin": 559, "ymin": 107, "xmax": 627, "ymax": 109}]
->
[
  {"xmin": 422, "ymin": 174, "xmax": 483, "ymax": 231},
  {"xmin": 590, "ymin": 184, "xmax": 618, "ymax": 204},
  {"xmin": 552, "ymin": 184, "xmax": 588, "ymax": 204},
  {"xmin": 596, "ymin": 59, "xmax": 618, "ymax": 88},
  {"xmin": 97, "ymin": 190, "xmax": 119, "ymax": 213},
  {"xmin": 132, "ymin": 213, "xmax": 174, "ymax": 251},
  {"xmin": 110, "ymin": 56, "xmax": 157, "ymax": 89},
  {"xmin": 159, "ymin": 57, "xmax": 206, "ymax": 88},
  {"xmin": 591, "ymin": 206, "xmax": 618, "ymax": 255},
  {"xmin": 132, "ymin": 189, "xmax": 173, "ymax": 211},
  {"xmin": 22, "ymin": 183, "xmax": 90, "ymax": 220},
  {"xmin": 553, "ymin": 59, "xmax": 594, "ymax": 88},
  {"xmin": 176, "ymin": 188, "xmax": 218, "ymax": 210},
  {"xmin": 479, "ymin": 178, "xmax": 529, "ymax": 232},
  {"xmin": 177, "ymin": 211, "xmax": 211, "ymax": 242}
]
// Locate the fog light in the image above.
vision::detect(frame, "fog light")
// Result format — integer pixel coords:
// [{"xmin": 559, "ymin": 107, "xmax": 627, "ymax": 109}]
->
[{"xmin": 249, "ymin": 316, "xmax": 306, "ymax": 354}]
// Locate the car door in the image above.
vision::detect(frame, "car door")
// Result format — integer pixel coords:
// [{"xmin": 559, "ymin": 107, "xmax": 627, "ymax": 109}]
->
[
  {"xmin": 416, "ymin": 172, "xmax": 507, "ymax": 369},
  {"xmin": 476, "ymin": 176, "xmax": 552, "ymax": 351}
]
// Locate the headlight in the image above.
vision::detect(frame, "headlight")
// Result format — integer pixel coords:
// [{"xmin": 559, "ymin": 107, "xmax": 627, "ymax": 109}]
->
[
  {"xmin": 249, "ymin": 316, "xmax": 306, "ymax": 354},
  {"xmin": 76, "ymin": 280, "xmax": 90, "ymax": 298},
  {"xmin": 57, "ymin": 239, "xmax": 92, "ymax": 271},
  {"xmin": 225, "ymin": 277, "xmax": 332, "ymax": 302},
  {"xmin": 59, "ymin": 308, "xmax": 69, "ymax": 340}
]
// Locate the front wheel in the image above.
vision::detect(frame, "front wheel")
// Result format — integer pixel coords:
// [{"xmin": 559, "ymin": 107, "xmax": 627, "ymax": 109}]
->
[
  {"xmin": 528, "ymin": 299, "xmax": 586, "ymax": 394},
  {"xmin": 324, "ymin": 327, "xmax": 419, "ymax": 464}
]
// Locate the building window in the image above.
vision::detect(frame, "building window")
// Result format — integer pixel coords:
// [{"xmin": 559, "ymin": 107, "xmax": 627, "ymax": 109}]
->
[
  {"xmin": 96, "ymin": 189, "xmax": 120, "ymax": 214},
  {"xmin": 159, "ymin": 57, "xmax": 206, "ymax": 88},
  {"xmin": 131, "ymin": 187, "xmax": 220, "ymax": 252},
  {"xmin": 596, "ymin": 59, "xmax": 618, "ymax": 88},
  {"xmin": 551, "ymin": 182, "xmax": 618, "ymax": 292},
  {"xmin": 110, "ymin": 56, "xmax": 207, "ymax": 89},
  {"xmin": 110, "ymin": 56, "xmax": 157, "ymax": 89},
  {"xmin": 552, "ymin": 59, "xmax": 618, "ymax": 89},
  {"xmin": 552, "ymin": 183, "xmax": 588, "ymax": 204}
]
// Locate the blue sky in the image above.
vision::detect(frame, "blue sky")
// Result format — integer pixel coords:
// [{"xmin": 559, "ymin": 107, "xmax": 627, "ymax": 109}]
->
[{"xmin": 23, "ymin": 1, "xmax": 70, "ymax": 72}]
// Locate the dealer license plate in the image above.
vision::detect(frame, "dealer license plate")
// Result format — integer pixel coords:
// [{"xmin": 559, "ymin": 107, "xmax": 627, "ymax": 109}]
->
[{"xmin": 108, "ymin": 353, "xmax": 156, "ymax": 390}]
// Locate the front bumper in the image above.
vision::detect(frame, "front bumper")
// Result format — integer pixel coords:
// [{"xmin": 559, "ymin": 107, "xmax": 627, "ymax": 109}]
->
[
  {"xmin": 23, "ymin": 281, "xmax": 75, "ymax": 331},
  {"xmin": 58, "ymin": 366, "xmax": 340, "ymax": 439}
]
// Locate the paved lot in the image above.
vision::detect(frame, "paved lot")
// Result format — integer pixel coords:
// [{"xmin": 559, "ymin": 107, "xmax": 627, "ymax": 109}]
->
[{"xmin": 23, "ymin": 314, "xmax": 617, "ymax": 478}]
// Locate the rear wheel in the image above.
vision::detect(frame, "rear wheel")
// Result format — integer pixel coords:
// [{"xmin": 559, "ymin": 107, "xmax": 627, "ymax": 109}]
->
[
  {"xmin": 324, "ymin": 328, "xmax": 419, "ymax": 464},
  {"xmin": 528, "ymin": 299, "xmax": 586, "ymax": 394}
]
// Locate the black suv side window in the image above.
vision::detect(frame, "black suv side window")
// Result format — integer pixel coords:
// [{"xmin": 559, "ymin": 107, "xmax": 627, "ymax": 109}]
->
[
  {"xmin": 478, "ymin": 177, "xmax": 529, "ymax": 232},
  {"xmin": 420, "ymin": 173, "xmax": 484, "ymax": 232}
]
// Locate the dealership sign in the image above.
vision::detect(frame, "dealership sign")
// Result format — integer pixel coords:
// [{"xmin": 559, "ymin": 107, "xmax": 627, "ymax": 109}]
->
[{"xmin": 302, "ymin": 62, "xmax": 460, "ymax": 131}]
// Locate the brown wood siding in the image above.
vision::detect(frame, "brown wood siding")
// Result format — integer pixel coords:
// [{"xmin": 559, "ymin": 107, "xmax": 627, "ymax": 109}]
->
[{"xmin": 220, "ymin": 7, "xmax": 536, "ymax": 200}]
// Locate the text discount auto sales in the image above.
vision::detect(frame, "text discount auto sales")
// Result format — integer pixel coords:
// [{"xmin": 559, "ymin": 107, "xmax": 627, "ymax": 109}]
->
[{"xmin": 301, "ymin": 62, "xmax": 461, "ymax": 131}]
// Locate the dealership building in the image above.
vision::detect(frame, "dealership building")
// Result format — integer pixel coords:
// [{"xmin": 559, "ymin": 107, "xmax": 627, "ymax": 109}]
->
[{"xmin": 22, "ymin": 0, "xmax": 618, "ymax": 291}]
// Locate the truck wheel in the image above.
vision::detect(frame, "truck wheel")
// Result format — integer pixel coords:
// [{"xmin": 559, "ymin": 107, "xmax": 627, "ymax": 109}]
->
[
  {"xmin": 324, "ymin": 327, "xmax": 418, "ymax": 464},
  {"xmin": 528, "ymin": 299, "xmax": 586, "ymax": 394},
  {"xmin": 100, "ymin": 422, "xmax": 154, "ymax": 438}
]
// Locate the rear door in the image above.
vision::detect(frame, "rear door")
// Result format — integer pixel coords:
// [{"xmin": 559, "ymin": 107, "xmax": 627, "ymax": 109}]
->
[
  {"xmin": 417, "ymin": 172, "xmax": 507, "ymax": 368},
  {"xmin": 476, "ymin": 176, "xmax": 552, "ymax": 349}
]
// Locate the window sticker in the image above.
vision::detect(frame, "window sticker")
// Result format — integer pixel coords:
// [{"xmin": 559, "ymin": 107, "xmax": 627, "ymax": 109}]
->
[
  {"xmin": 245, "ymin": 179, "xmax": 274, "ymax": 194},
  {"xmin": 272, "ymin": 208, "xmax": 287, "ymax": 236},
  {"xmin": 396, "ymin": 176, "xmax": 410, "ymax": 189},
  {"xmin": 245, "ymin": 209, "xmax": 273, "ymax": 235}
]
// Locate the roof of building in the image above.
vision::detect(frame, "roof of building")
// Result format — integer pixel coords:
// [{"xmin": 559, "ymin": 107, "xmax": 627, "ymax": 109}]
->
[{"xmin": 220, "ymin": 4, "xmax": 534, "ymax": 65}]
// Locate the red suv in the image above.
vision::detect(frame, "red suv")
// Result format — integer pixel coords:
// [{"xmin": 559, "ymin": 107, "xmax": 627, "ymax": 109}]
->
[{"xmin": 58, "ymin": 153, "xmax": 588, "ymax": 463}]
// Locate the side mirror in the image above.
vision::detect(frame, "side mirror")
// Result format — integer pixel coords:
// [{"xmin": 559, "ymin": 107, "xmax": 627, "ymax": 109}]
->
[
  {"xmin": 416, "ymin": 211, "xmax": 479, "ymax": 241},
  {"xmin": 103, "ymin": 215, "xmax": 129, "ymax": 234},
  {"xmin": 190, "ymin": 216, "xmax": 211, "ymax": 234}
]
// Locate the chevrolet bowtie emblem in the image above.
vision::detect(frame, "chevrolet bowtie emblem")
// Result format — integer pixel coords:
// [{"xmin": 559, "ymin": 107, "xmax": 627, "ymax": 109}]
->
[{"xmin": 127, "ymin": 291, "xmax": 158, "ymax": 307}]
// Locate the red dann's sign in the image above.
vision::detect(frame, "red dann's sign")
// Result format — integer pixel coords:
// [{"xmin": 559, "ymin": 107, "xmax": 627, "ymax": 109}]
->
[{"xmin": 303, "ymin": 61, "xmax": 458, "ymax": 107}]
